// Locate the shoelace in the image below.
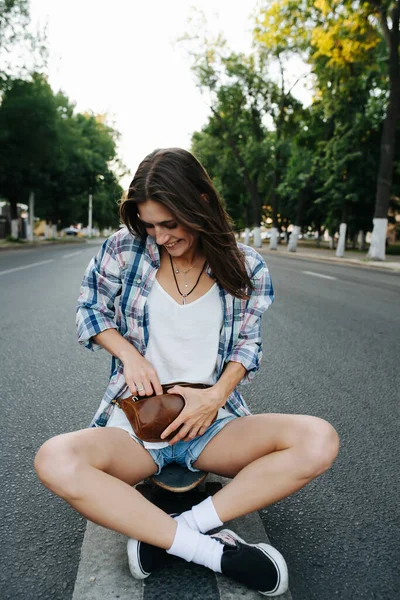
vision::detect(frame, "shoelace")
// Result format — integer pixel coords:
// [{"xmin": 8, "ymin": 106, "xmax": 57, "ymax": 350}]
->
[{"xmin": 211, "ymin": 531, "xmax": 239, "ymax": 547}]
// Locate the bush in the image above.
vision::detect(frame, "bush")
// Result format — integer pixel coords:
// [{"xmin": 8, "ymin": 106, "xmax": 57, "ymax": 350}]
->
[
  {"xmin": 386, "ymin": 244, "xmax": 400, "ymax": 255},
  {"xmin": 5, "ymin": 235, "xmax": 25, "ymax": 243}
]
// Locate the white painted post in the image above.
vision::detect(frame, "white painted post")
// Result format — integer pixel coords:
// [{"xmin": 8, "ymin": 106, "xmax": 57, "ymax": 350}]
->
[
  {"xmin": 28, "ymin": 192, "xmax": 34, "ymax": 241},
  {"xmin": 336, "ymin": 223, "xmax": 347, "ymax": 257},
  {"xmin": 11, "ymin": 220, "xmax": 19, "ymax": 239},
  {"xmin": 88, "ymin": 194, "xmax": 93, "ymax": 237},
  {"xmin": 288, "ymin": 225, "xmax": 301, "ymax": 252},
  {"xmin": 269, "ymin": 227, "xmax": 279, "ymax": 250},
  {"xmin": 367, "ymin": 218, "xmax": 387, "ymax": 260},
  {"xmin": 253, "ymin": 226, "xmax": 262, "ymax": 248},
  {"xmin": 244, "ymin": 227, "xmax": 250, "ymax": 245},
  {"xmin": 358, "ymin": 230, "xmax": 365, "ymax": 251}
]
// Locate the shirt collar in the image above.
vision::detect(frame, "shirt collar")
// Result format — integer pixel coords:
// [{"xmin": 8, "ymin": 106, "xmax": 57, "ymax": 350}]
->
[{"xmin": 145, "ymin": 235, "xmax": 160, "ymax": 267}]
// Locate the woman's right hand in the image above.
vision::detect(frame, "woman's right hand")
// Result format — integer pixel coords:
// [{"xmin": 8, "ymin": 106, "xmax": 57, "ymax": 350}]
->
[{"xmin": 121, "ymin": 350, "xmax": 163, "ymax": 397}]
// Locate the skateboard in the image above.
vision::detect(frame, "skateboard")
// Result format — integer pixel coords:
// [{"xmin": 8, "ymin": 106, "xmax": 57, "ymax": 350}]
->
[{"xmin": 136, "ymin": 463, "xmax": 222, "ymax": 511}]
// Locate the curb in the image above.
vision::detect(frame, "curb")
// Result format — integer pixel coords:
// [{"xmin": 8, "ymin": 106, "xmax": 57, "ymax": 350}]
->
[
  {"xmin": 257, "ymin": 247, "xmax": 400, "ymax": 273},
  {"xmin": 0, "ymin": 240, "xmax": 89, "ymax": 252}
]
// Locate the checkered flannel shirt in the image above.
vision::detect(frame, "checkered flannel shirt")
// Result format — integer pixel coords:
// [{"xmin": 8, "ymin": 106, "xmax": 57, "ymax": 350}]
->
[{"xmin": 76, "ymin": 227, "xmax": 274, "ymax": 427}]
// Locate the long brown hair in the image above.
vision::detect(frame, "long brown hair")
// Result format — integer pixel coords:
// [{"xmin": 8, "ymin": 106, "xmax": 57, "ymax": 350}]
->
[{"xmin": 119, "ymin": 148, "xmax": 254, "ymax": 299}]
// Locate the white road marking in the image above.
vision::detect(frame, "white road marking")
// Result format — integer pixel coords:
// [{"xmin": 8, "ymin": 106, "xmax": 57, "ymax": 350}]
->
[
  {"xmin": 71, "ymin": 476, "xmax": 293, "ymax": 600},
  {"xmin": 0, "ymin": 259, "xmax": 54, "ymax": 276},
  {"xmin": 303, "ymin": 270, "xmax": 337, "ymax": 280},
  {"xmin": 62, "ymin": 251, "xmax": 83, "ymax": 259}
]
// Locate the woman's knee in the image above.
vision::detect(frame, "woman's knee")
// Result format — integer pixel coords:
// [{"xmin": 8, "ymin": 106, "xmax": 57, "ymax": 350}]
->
[
  {"xmin": 34, "ymin": 433, "xmax": 83, "ymax": 497},
  {"xmin": 298, "ymin": 417, "xmax": 339, "ymax": 479}
]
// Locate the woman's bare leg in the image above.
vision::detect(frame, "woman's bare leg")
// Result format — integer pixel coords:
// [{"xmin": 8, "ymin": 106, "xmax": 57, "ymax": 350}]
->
[
  {"xmin": 34, "ymin": 428, "xmax": 177, "ymax": 549},
  {"xmin": 193, "ymin": 414, "xmax": 339, "ymax": 522}
]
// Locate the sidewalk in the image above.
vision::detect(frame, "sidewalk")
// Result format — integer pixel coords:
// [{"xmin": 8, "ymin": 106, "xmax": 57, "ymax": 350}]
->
[
  {"xmin": 257, "ymin": 243, "xmax": 400, "ymax": 273},
  {"xmin": 2, "ymin": 236, "xmax": 399, "ymax": 273}
]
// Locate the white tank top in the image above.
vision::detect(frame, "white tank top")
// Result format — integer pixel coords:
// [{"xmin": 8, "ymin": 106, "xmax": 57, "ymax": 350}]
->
[
  {"xmin": 144, "ymin": 278, "xmax": 223, "ymax": 384},
  {"xmin": 112, "ymin": 278, "xmax": 227, "ymax": 449}
]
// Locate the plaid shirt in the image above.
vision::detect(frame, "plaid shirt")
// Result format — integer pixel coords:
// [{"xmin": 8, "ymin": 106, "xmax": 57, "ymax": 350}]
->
[{"xmin": 76, "ymin": 228, "xmax": 274, "ymax": 427}]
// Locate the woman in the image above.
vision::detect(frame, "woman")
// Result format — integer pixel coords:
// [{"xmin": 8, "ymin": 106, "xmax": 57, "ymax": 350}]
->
[{"xmin": 34, "ymin": 148, "xmax": 339, "ymax": 597}]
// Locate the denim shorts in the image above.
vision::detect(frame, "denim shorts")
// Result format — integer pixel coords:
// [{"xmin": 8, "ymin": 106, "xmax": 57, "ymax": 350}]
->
[{"xmin": 106, "ymin": 405, "xmax": 237, "ymax": 475}]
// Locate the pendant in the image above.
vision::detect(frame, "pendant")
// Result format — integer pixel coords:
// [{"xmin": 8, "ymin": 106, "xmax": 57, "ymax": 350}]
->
[
  {"xmin": 175, "ymin": 269, "xmax": 179, "ymax": 274},
  {"xmin": 182, "ymin": 295, "xmax": 187, "ymax": 305}
]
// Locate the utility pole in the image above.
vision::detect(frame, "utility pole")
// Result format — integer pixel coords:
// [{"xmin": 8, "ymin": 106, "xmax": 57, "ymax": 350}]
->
[{"xmin": 88, "ymin": 194, "xmax": 93, "ymax": 237}]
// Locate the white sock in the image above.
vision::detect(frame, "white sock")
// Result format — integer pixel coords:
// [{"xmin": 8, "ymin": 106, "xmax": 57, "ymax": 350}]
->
[
  {"xmin": 174, "ymin": 496, "xmax": 223, "ymax": 533},
  {"xmin": 167, "ymin": 521, "xmax": 223, "ymax": 572}
]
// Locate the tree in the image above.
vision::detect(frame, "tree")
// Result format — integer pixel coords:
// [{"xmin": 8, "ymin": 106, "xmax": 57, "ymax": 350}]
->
[
  {"xmin": 192, "ymin": 103, "xmax": 274, "ymax": 234},
  {"xmin": 254, "ymin": 0, "xmax": 399, "ymax": 258},
  {"xmin": 366, "ymin": 1, "xmax": 400, "ymax": 259},
  {"xmin": 0, "ymin": 74, "xmax": 59, "ymax": 233},
  {"xmin": 0, "ymin": 74, "xmax": 124, "ymax": 235},
  {"xmin": 0, "ymin": 0, "xmax": 47, "ymax": 88}
]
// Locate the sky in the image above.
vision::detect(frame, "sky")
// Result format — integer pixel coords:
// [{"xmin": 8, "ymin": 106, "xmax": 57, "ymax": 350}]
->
[{"xmin": 29, "ymin": 1, "xmax": 311, "ymax": 189}]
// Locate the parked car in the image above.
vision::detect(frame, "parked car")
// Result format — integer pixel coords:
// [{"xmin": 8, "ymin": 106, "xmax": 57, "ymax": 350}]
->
[{"xmin": 63, "ymin": 226, "xmax": 79, "ymax": 236}]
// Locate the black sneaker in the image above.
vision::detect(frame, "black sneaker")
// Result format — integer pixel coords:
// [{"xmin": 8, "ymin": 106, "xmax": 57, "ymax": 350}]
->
[
  {"xmin": 127, "ymin": 513, "xmax": 180, "ymax": 579},
  {"xmin": 127, "ymin": 537, "xmax": 167, "ymax": 579},
  {"xmin": 211, "ymin": 529, "xmax": 288, "ymax": 596}
]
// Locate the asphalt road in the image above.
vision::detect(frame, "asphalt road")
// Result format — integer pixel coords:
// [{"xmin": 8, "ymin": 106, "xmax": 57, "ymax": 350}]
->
[{"xmin": 0, "ymin": 241, "xmax": 399, "ymax": 600}]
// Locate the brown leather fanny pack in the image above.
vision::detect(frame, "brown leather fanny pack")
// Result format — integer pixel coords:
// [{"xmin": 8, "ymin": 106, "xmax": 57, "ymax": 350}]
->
[{"xmin": 111, "ymin": 382, "xmax": 211, "ymax": 443}]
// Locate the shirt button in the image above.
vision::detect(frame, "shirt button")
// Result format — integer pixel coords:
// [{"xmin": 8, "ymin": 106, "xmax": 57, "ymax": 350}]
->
[
  {"xmin": 239, "ymin": 312, "xmax": 244, "ymax": 318},
  {"xmin": 136, "ymin": 278, "xmax": 142, "ymax": 283}
]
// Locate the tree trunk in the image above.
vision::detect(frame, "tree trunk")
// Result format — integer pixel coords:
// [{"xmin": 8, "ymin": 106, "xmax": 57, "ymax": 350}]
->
[
  {"xmin": 250, "ymin": 183, "xmax": 262, "ymax": 247},
  {"xmin": 11, "ymin": 220, "xmax": 19, "ymax": 239},
  {"xmin": 269, "ymin": 165, "xmax": 280, "ymax": 250},
  {"xmin": 288, "ymin": 225, "xmax": 301, "ymax": 252},
  {"xmin": 358, "ymin": 230, "xmax": 366, "ymax": 251},
  {"xmin": 368, "ymin": 3, "xmax": 400, "ymax": 260},
  {"xmin": 336, "ymin": 223, "xmax": 347, "ymax": 257},
  {"xmin": 316, "ymin": 222, "xmax": 324, "ymax": 248},
  {"xmin": 329, "ymin": 228, "xmax": 336, "ymax": 249},
  {"xmin": 269, "ymin": 170, "xmax": 279, "ymax": 250},
  {"xmin": 244, "ymin": 200, "xmax": 251, "ymax": 229},
  {"xmin": 288, "ymin": 190, "xmax": 307, "ymax": 253},
  {"xmin": 253, "ymin": 226, "xmax": 262, "ymax": 247},
  {"xmin": 269, "ymin": 227, "xmax": 279, "ymax": 250}
]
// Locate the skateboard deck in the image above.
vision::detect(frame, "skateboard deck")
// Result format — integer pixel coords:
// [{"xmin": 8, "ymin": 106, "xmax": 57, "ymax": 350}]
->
[
  {"xmin": 152, "ymin": 463, "xmax": 207, "ymax": 493},
  {"xmin": 136, "ymin": 464, "xmax": 222, "ymax": 511}
]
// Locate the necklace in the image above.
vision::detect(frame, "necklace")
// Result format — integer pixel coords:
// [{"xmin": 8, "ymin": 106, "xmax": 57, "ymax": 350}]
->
[
  {"xmin": 172, "ymin": 259, "xmax": 198, "ymax": 289},
  {"xmin": 170, "ymin": 254, "xmax": 206, "ymax": 305}
]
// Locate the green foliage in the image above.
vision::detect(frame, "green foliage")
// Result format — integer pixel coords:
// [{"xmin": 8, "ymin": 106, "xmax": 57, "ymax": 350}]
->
[
  {"xmin": 253, "ymin": 0, "xmax": 399, "ymax": 239},
  {"xmin": 0, "ymin": 0, "xmax": 47, "ymax": 87},
  {"xmin": 186, "ymin": 1, "xmax": 396, "ymax": 239},
  {"xmin": 0, "ymin": 73, "xmax": 124, "ymax": 230}
]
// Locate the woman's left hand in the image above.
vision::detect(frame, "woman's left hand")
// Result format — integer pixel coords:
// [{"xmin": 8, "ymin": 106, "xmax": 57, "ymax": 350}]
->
[{"xmin": 161, "ymin": 385, "xmax": 223, "ymax": 445}]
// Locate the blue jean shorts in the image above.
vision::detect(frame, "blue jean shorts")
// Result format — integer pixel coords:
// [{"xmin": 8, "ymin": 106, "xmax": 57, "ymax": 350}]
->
[
  {"xmin": 145, "ymin": 414, "xmax": 236, "ymax": 474},
  {"xmin": 106, "ymin": 405, "xmax": 237, "ymax": 475}
]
